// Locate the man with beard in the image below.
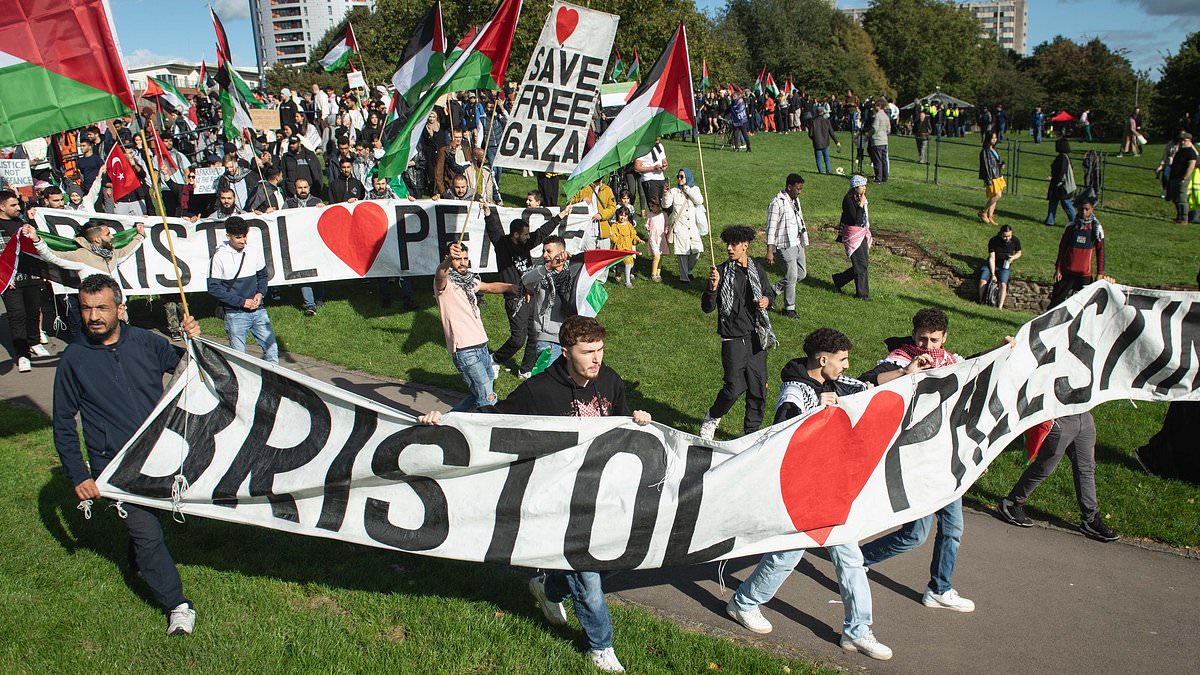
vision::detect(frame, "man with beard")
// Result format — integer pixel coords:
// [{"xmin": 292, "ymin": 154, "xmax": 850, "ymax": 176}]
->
[
  {"xmin": 205, "ymin": 188, "xmax": 243, "ymax": 219},
  {"xmin": 23, "ymin": 219, "xmax": 145, "ymax": 281},
  {"xmin": 328, "ymin": 157, "xmax": 366, "ymax": 204},
  {"xmin": 52, "ymin": 274, "xmax": 202, "ymax": 634},
  {"xmin": 281, "ymin": 136, "xmax": 322, "ymax": 199},
  {"xmin": 284, "ymin": 178, "xmax": 324, "ymax": 209},
  {"xmin": 483, "ymin": 198, "xmax": 571, "ymax": 376},
  {"xmin": 215, "ymin": 153, "xmax": 258, "ymax": 212},
  {"xmin": 246, "ymin": 166, "xmax": 286, "ymax": 214},
  {"xmin": 417, "ymin": 315, "xmax": 652, "ymax": 673}
]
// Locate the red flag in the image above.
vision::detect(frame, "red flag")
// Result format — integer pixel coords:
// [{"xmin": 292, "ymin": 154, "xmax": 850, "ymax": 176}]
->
[
  {"xmin": 0, "ymin": 230, "xmax": 25, "ymax": 292},
  {"xmin": 455, "ymin": 26, "xmax": 479, "ymax": 51},
  {"xmin": 1024, "ymin": 420, "xmax": 1054, "ymax": 462},
  {"xmin": 211, "ymin": 7, "xmax": 232, "ymax": 64},
  {"xmin": 105, "ymin": 143, "xmax": 142, "ymax": 200},
  {"xmin": 199, "ymin": 60, "xmax": 208, "ymax": 87},
  {"xmin": 143, "ymin": 77, "xmax": 165, "ymax": 99},
  {"xmin": 148, "ymin": 124, "xmax": 178, "ymax": 176}
]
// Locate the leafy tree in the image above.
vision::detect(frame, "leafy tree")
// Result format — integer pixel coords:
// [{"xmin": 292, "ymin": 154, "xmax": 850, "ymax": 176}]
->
[
  {"xmin": 862, "ymin": 0, "xmax": 996, "ymax": 105},
  {"xmin": 1021, "ymin": 36, "xmax": 1144, "ymax": 140},
  {"xmin": 725, "ymin": 0, "xmax": 891, "ymax": 96},
  {"xmin": 975, "ymin": 52, "xmax": 1046, "ymax": 130},
  {"xmin": 1151, "ymin": 31, "xmax": 1200, "ymax": 137}
]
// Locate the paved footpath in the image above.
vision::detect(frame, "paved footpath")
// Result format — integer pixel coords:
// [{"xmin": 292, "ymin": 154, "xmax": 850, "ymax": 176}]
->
[{"xmin": 3, "ymin": 327, "xmax": 1197, "ymax": 674}]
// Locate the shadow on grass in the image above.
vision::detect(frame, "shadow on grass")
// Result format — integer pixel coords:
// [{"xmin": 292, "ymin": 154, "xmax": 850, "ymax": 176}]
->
[
  {"xmin": 890, "ymin": 199, "xmax": 967, "ymax": 220},
  {"xmin": 35, "ymin": 472, "xmax": 569, "ymax": 639},
  {"xmin": 896, "ymin": 293, "xmax": 1023, "ymax": 329}
]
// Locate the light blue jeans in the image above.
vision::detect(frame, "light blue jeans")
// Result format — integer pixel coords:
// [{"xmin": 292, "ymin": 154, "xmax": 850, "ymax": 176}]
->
[
  {"xmin": 224, "ymin": 308, "xmax": 279, "ymax": 363},
  {"xmin": 300, "ymin": 285, "xmax": 324, "ymax": 310},
  {"xmin": 814, "ymin": 147, "xmax": 830, "ymax": 174},
  {"xmin": 450, "ymin": 345, "xmax": 496, "ymax": 411},
  {"xmin": 1045, "ymin": 198, "xmax": 1076, "ymax": 226},
  {"xmin": 732, "ymin": 543, "xmax": 872, "ymax": 638},
  {"xmin": 544, "ymin": 571, "xmax": 612, "ymax": 650},
  {"xmin": 860, "ymin": 497, "xmax": 963, "ymax": 594}
]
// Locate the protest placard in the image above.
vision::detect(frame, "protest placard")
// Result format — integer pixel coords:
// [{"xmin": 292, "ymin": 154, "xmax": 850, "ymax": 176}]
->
[
  {"xmin": 0, "ymin": 158, "xmax": 34, "ymax": 187},
  {"xmin": 193, "ymin": 166, "xmax": 223, "ymax": 195}
]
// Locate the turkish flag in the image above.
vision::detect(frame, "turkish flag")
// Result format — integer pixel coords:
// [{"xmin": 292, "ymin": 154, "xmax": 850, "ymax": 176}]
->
[{"xmin": 105, "ymin": 143, "xmax": 142, "ymax": 200}]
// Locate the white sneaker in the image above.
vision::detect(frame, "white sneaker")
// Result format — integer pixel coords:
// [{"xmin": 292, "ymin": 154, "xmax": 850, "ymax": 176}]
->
[
  {"xmin": 39, "ymin": 330, "xmax": 49, "ymax": 345},
  {"xmin": 699, "ymin": 415, "xmax": 721, "ymax": 440},
  {"xmin": 840, "ymin": 629, "xmax": 893, "ymax": 660},
  {"xmin": 518, "ymin": 370, "xmax": 532, "ymax": 380},
  {"xmin": 30, "ymin": 344, "xmax": 51, "ymax": 358},
  {"xmin": 167, "ymin": 603, "xmax": 196, "ymax": 635},
  {"xmin": 725, "ymin": 598, "xmax": 772, "ymax": 634},
  {"xmin": 17, "ymin": 357, "xmax": 31, "ymax": 373},
  {"xmin": 588, "ymin": 647, "xmax": 625, "ymax": 672},
  {"xmin": 527, "ymin": 575, "xmax": 567, "ymax": 626},
  {"xmin": 492, "ymin": 363, "xmax": 501, "ymax": 379},
  {"xmin": 922, "ymin": 587, "xmax": 975, "ymax": 612}
]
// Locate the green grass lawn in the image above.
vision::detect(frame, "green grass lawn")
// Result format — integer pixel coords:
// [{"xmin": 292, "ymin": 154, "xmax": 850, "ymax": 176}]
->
[{"xmin": 0, "ymin": 406, "xmax": 827, "ymax": 674}]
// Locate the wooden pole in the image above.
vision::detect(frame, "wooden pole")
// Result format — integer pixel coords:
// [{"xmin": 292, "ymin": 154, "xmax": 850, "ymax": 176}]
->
[
  {"xmin": 695, "ymin": 130, "xmax": 717, "ymax": 267},
  {"xmin": 456, "ymin": 100, "xmax": 500, "ymax": 245},
  {"xmin": 137, "ymin": 128, "xmax": 190, "ymax": 317}
]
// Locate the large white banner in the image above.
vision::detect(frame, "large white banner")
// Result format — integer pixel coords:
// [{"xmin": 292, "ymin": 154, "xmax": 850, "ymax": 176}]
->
[
  {"xmin": 32, "ymin": 202, "xmax": 590, "ymax": 296},
  {"xmin": 494, "ymin": 2, "xmax": 617, "ymax": 173},
  {"xmin": 96, "ymin": 283, "xmax": 1200, "ymax": 570}
]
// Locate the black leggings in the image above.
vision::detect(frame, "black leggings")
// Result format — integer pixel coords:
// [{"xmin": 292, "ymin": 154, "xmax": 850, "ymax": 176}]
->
[{"xmin": 3, "ymin": 283, "xmax": 42, "ymax": 359}]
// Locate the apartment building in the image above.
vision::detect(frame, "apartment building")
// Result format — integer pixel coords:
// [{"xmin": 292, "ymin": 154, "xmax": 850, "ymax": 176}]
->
[{"xmin": 250, "ymin": 0, "xmax": 375, "ymax": 68}]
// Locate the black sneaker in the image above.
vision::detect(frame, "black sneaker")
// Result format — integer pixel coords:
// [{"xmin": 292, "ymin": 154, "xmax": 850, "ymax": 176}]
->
[
  {"xmin": 782, "ymin": 309, "xmax": 797, "ymax": 319},
  {"xmin": 303, "ymin": 307, "xmax": 316, "ymax": 317},
  {"xmin": 1080, "ymin": 516, "xmax": 1120, "ymax": 542},
  {"xmin": 997, "ymin": 498, "xmax": 1033, "ymax": 527}
]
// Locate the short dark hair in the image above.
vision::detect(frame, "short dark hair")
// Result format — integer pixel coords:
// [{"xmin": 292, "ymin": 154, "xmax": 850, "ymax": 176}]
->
[
  {"xmin": 223, "ymin": 152, "xmax": 239, "ymax": 163},
  {"xmin": 720, "ymin": 225, "xmax": 756, "ymax": 245},
  {"xmin": 526, "ymin": 190, "xmax": 543, "ymax": 204},
  {"xmin": 804, "ymin": 327, "xmax": 853, "ymax": 359},
  {"xmin": 998, "ymin": 224, "xmax": 1013, "ymax": 234},
  {"xmin": 912, "ymin": 308, "xmax": 948, "ymax": 334},
  {"xmin": 786, "ymin": 173, "xmax": 805, "ymax": 187},
  {"xmin": 79, "ymin": 273, "xmax": 123, "ymax": 304},
  {"xmin": 560, "ymin": 315, "xmax": 606, "ymax": 348},
  {"xmin": 264, "ymin": 166, "xmax": 282, "ymax": 180},
  {"xmin": 42, "ymin": 185, "xmax": 63, "ymax": 199},
  {"xmin": 508, "ymin": 218, "xmax": 530, "ymax": 235},
  {"xmin": 217, "ymin": 187, "xmax": 234, "ymax": 196},
  {"xmin": 543, "ymin": 235, "xmax": 566, "ymax": 249},
  {"xmin": 224, "ymin": 216, "xmax": 249, "ymax": 236},
  {"xmin": 339, "ymin": 157, "xmax": 353, "ymax": 166},
  {"xmin": 614, "ymin": 206, "xmax": 633, "ymax": 221},
  {"xmin": 80, "ymin": 219, "xmax": 107, "ymax": 240}
]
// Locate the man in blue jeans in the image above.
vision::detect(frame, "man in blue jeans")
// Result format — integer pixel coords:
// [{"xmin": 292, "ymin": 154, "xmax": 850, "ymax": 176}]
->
[
  {"xmin": 857, "ymin": 308, "xmax": 976, "ymax": 612},
  {"xmin": 433, "ymin": 239, "xmax": 512, "ymax": 410},
  {"xmin": 726, "ymin": 328, "xmax": 892, "ymax": 661},
  {"xmin": 207, "ymin": 216, "xmax": 279, "ymax": 364},
  {"xmin": 419, "ymin": 316, "xmax": 653, "ymax": 673}
]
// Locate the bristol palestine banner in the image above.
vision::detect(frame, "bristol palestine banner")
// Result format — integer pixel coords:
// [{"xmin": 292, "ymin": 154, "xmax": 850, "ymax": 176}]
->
[
  {"xmin": 32, "ymin": 203, "xmax": 591, "ymax": 295},
  {"xmin": 494, "ymin": 2, "xmax": 618, "ymax": 173},
  {"xmin": 97, "ymin": 282, "xmax": 1200, "ymax": 570}
]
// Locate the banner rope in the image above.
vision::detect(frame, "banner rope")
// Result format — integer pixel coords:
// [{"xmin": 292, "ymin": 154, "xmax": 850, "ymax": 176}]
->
[
  {"xmin": 77, "ymin": 499, "xmax": 93, "ymax": 520},
  {"xmin": 112, "ymin": 501, "xmax": 128, "ymax": 519},
  {"xmin": 170, "ymin": 343, "xmax": 196, "ymax": 523}
]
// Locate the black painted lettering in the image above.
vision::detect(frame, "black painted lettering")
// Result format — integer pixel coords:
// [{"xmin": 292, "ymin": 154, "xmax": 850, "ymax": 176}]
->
[
  {"xmin": 394, "ymin": 203, "xmax": 430, "ymax": 271},
  {"xmin": 315, "ymin": 406, "xmax": 379, "ymax": 532},
  {"xmin": 662, "ymin": 445, "xmax": 735, "ymax": 566},
  {"xmin": 275, "ymin": 214, "xmax": 318, "ymax": 280},
  {"xmin": 884, "ymin": 373, "xmax": 960, "ymax": 512},
  {"xmin": 484, "ymin": 428, "xmax": 579, "ymax": 564}
]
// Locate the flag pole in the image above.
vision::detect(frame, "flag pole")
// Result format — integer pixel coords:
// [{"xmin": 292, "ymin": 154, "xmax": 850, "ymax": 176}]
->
[
  {"xmin": 137, "ymin": 128, "xmax": 190, "ymax": 317},
  {"xmin": 695, "ymin": 130, "xmax": 717, "ymax": 267},
  {"xmin": 456, "ymin": 101, "xmax": 500, "ymax": 245}
]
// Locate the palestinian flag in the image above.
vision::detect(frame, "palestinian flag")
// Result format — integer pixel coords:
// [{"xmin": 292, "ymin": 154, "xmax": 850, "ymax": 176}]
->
[
  {"xmin": 199, "ymin": 60, "xmax": 210, "ymax": 88},
  {"xmin": 753, "ymin": 65, "xmax": 765, "ymax": 95},
  {"xmin": 143, "ymin": 77, "xmax": 190, "ymax": 116},
  {"xmin": 765, "ymin": 72, "xmax": 779, "ymax": 97},
  {"xmin": 562, "ymin": 22, "xmax": 695, "ymax": 197},
  {"xmin": 626, "ymin": 49, "xmax": 641, "ymax": 81},
  {"xmin": 392, "ymin": 2, "xmax": 447, "ymax": 106},
  {"xmin": 784, "ymin": 75, "xmax": 794, "ymax": 97},
  {"xmin": 446, "ymin": 25, "xmax": 478, "ymax": 66},
  {"xmin": 0, "ymin": 0, "xmax": 137, "ymax": 146},
  {"xmin": 216, "ymin": 63, "xmax": 254, "ymax": 141},
  {"xmin": 211, "ymin": 7, "xmax": 232, "ymax": 64},
  {"xmin": 0, "ymin": 230, "xmax": 27, "ymax": 292},
  {"xmin": 320, "ymin": 21, "xmax": 359, "ymax": 72},
  {"xmin": 575, "ymin": 249, "xmax": 635, "ymax": 317},
  {"xmin": 148, "ymin": 123, "xmax": 178, "ymax": 176},
  {"xmin": 699, "ymin": 59, "xmax": 709, "ymax": 91},
  {"xmin": 378, "ymin": 0, "xmax": 523, "ymax": 190},
  {"xmin": 608, "ymin": 49, "xmax": 625, "ymax": 82},
  {"xmin": 1023, "ymin": 419, "xmax": 1054, "ymax": 463},
  {"xmin": 34, "ymin": 227, "xmax": 140, "ymax": 253},
  {"xmin": 228, "ymin": 65, "xmax": 266, "ymax": 109}
]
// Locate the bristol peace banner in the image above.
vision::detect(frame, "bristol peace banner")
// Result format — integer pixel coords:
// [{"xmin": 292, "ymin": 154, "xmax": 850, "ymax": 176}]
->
[
  {"xmin": 493, "ymin": 2, "xmax": 618, "ymax": 173},
  {"xmin": 32, "ymin": 202, "xmax": 590, "ymax": 296},
  {"xmin": 96, "ymin": 283, "xmax": 1200, "ymax": 570}
]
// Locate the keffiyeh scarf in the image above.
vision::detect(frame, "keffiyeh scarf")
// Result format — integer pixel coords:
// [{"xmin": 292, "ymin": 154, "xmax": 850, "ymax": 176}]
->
[
  {"xmin": 717, "ymin": 259, "xmax": 778, "ymax": 350},
  {"xmin": 447, "ymin": 267, "xmax": 479, "ymax": 316}
]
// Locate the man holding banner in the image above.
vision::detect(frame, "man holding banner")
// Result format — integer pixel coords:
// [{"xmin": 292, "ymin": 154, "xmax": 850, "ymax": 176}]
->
[{"xmin": 419, "ymin": 315, "xmax": 652, "ymax": 673}]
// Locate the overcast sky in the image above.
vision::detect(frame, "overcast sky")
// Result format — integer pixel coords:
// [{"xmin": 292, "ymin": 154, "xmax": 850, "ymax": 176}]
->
[{"xmin": 114, "ymin": 0, "xmax": 1198, "ymax": 78}]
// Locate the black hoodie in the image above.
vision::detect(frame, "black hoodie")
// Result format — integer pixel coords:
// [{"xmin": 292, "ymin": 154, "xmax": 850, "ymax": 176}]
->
[
  {"xmin": 774, "ymin": 357, "xmax": 869, "ymax": 424},
  {"xmin": 490, "ymin": 357, "xmax": 629, "ymax": 418}
]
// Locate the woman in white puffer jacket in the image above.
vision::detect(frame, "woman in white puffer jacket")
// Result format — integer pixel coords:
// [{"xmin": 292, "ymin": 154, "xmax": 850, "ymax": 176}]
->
[{"xmin": 662, "ymin": 167, "xmax": 705, "ymax": 282}]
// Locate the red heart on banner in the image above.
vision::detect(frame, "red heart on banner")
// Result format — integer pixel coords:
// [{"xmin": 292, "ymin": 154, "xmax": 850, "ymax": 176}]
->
[
  {"xmin": 316, "ymin": 201, "xmax": 389, "ymax": 276},
  {"xmin": 555, "ymin": 7, "xmax": 579, "ymax": 45},
  {"xmin": 778, "ymin": 391, "xmax": 905, "ymax": 545}
]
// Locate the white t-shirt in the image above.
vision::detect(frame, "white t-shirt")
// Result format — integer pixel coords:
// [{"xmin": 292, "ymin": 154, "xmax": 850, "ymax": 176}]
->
[{"xmin": 637, "ymin": 143, "xmax": 666, "ymax": 182}]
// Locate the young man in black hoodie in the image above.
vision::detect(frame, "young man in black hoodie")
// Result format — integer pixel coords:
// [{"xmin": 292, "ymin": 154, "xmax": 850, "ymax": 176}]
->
[
  {"xmin": 481, "ymin": 198, "xmax": 570, "ymax": 374},
  {"xmin": 52, "ymin": 274, "xmax": 202, "ymax": 635},
  {"xmin": 418, "ymin": 315, "xmax": 651, "ymax": 673}
]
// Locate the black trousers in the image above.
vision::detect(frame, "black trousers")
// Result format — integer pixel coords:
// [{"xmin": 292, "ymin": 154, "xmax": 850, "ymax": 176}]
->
[
  {"xmin": 708, "ymin": 335, "xmax": 768, "ymax": 435},
  {"xmin": 1050, "ymin": 274, "xmax": 1090, "ymax": 308},
  {"xmin": 537, "ymin": 173, "xmax": 562, "ymax": 207},
  {"xmin": 119, "ymin": 502, "xmax": 189, "ymax": 612},
  {"xmin": 494, "ymin": 296, "xmax": 533, "ymax": 367},
  {"xmin": 3, "ymin": 283, "xmax": 42, "ymax": 359},
  {"xmin": 833, "ymin": 245, "xmax": 870, "ymax": 299},
  {"xmin": 869, "ymin": 145, "xmax": 889, "ymax": 182}
]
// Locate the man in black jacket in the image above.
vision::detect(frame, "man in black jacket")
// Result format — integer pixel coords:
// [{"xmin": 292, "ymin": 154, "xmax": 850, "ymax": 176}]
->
[
  {"xmin": 699, "ymin": 225, "xmax": 776, "ymax": 440},
  {"xmin": 52, "ymin": 274, "xmax": 202, "ymax": 635},
  {"xmin": 328, "ymin": 157, "xmax": 365, "ymax": 204},
  {"xmin": 482, "ymin": 198, "xmax": 569, "ymax": 373},
  {"xmin": 280, "ymin": 136, "xmax": 322, "ymax": 198},
  {"xmin": 418, "ymin": 315, "xmax": 651, "ymax": 673}
]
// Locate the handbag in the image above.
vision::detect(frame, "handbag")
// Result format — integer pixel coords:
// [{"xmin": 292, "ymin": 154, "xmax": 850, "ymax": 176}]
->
[
  {"xmin": 1062, "ymin": 162, "xmax": 1077, "ymax": 195},
  {"xmin": 693, "ymin": 202, "xmax": 710, "ymax": 236}
]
